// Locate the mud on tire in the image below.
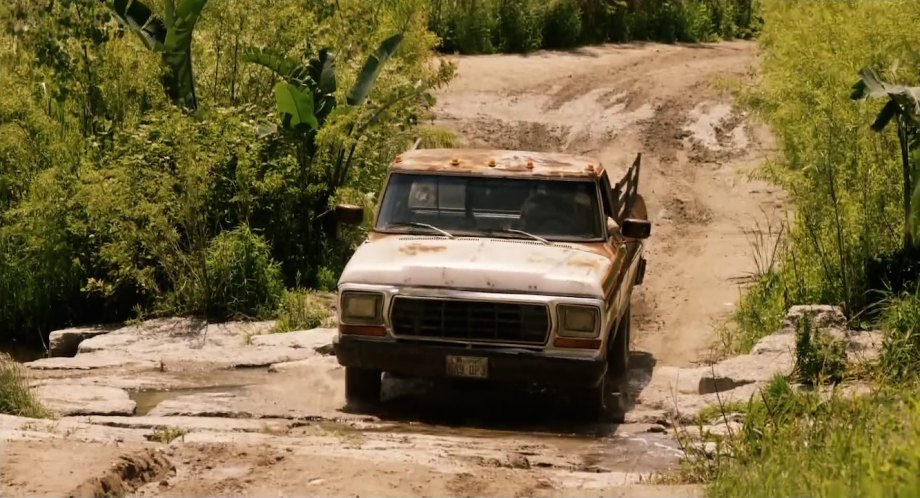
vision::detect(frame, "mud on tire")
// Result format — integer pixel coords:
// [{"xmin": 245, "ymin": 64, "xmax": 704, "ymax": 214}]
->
[{"xmin": 345, "ymin": 367, "xmax": 382, "ymax": 408}]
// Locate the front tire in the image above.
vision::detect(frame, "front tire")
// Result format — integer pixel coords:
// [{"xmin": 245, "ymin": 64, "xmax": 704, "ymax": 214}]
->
[
  {"xmin": 609, "ymin": 306, "xmax": 631, "ymax": 378},
  {"xmin": 345, "ymin": 367, "xmax": 382, "ymax": 408},
  {"xmin": 572, "ymin": 376, "xmax": 608, "ymax": 421}
]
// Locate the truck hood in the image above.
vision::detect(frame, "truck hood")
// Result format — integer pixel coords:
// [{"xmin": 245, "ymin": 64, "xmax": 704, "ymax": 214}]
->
[{"xmin": 339, "ymin": 236, "xmax": 614, "ymax": 298}]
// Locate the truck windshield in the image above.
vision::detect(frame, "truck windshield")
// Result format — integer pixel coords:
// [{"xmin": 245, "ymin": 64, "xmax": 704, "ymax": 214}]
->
[{"xmin": 375, "ymin": 173, "xmax": 604, "ymax": 241}]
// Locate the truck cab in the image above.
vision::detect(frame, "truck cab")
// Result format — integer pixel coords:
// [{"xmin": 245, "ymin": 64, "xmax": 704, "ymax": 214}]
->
[{"xmin": 333, "ymin": 148, "xmax": 651, "ymax": 418}]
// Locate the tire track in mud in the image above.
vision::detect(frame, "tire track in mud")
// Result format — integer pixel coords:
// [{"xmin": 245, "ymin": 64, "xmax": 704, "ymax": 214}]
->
[{"xmin": 67, "ymin": 449, "xmax": 173, "ymax": 498}]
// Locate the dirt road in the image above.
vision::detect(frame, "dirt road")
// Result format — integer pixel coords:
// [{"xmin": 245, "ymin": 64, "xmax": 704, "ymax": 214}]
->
[
  {"xmin": 2, "ymin": 41, "xmax": 780, "ymax": 498},
  {"xmin": 435, "ymin": 40, "xmax": 781, "ymax": 365}
]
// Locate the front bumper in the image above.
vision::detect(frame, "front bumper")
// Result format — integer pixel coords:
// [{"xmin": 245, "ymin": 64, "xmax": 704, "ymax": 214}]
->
[{"xmin": 335, "ymin": 336, "xmax": 607, "ymax": 388}]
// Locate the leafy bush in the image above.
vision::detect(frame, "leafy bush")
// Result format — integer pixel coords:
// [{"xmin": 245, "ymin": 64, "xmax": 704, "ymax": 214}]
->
[
  {"xmin": 426, "ymin": 0, "xmax": 758, "ymax": 52},
  {"xmin": 496, "ymin": 0, "xmax": 543, "ymax": 53},
  {"xmin": 541, "ymin": 0, "xmax": 583, "ymax": 49},
  {"xmin": 167, "ymin": 225, "xmax": 284, "ymax": 321},
  {"xmin": 881, "ymin": 291, "xmax": 920, "ymax": 380},
  {"xmin": 429, "ymin": 0, "xmax": 497, "ymax": 54},
  {"xmin": 0, "ymin": 0, "xmax": 449, "ymax": 342},
  {"xmin": 274, "ymin": 289, "xmax": 332, "ymax": 333},
  {"xmin": 793, "ymin": 316, "xmax": 847, "ymax": 384},
  {"xmin": 0, "ymin": 354, "xmax": 51, "ymax": 418}
]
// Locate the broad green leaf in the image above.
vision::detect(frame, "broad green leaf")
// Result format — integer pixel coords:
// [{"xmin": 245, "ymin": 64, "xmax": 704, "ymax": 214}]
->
[
  {"xmin": 308, "ymin": 49, "xmax": 338, "ymax": 124},
  {"xmin": 107, "ymin": 0, "xmax": 167, "ymax": 51},
  {"xmin": 871, "ymin": 101, "xmax": 900, "ymax": 132},
  {"xmin": 162, "ymin": 0, "xmax": 209, "ymax": 109},
  {"xmin": 309, "ymin": 49, "xmax": 337, "ymax": 96},
  {"xmin": 274, "ymin": 82, "xmax": 318, "ymax": 130},
  {"xmin": 243, "ymin": 47, "xmax": 300, "ymax": 80},
  {"xmin": 346, "ymin": 33, "xmax": 404, "ymax": 106}
]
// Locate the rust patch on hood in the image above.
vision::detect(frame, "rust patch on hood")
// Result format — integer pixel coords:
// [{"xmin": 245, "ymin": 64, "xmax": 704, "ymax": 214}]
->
[{"xmin": 399, "ymin": 243, "xmax": 448, "ymax": 256}]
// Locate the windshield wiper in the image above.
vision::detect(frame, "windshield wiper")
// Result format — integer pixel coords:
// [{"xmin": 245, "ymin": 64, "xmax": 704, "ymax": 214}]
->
[
  {"xmin": 496, "ymin": 228, "xmax": 549, "ymax": 245},
  {"xmin": 390, "ymin": 222, "xmax": 455, "ymax": 239}
]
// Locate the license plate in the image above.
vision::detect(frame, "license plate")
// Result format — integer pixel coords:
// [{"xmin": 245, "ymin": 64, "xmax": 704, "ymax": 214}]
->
[{"xmin": 446, "ymin": 355, "xmax": 488, "ymax": 379}]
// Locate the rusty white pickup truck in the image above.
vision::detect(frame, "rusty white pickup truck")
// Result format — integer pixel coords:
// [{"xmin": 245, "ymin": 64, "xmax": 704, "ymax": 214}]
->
[{"xmin": 332, "ymin": 148, "xmax": 650, "ymax": 419}]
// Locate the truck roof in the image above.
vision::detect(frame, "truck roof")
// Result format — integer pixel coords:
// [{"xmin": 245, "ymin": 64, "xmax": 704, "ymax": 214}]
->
[{"xmin": 391, "ymin": 148, "xmax": 621, "ymax": 180}]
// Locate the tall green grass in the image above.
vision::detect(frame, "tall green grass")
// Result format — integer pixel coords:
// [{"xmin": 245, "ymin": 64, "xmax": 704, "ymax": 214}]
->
[
  {"xmin": 743, "ymin": 0, "xmax": 920, "ymax": 314},
  {"xmin": 703, "ymin": 377, "xmax": 920, "ymax": 498},
  {"xmin": 0, "ymin": 354, "xmax": 51, "ymax": 418}
]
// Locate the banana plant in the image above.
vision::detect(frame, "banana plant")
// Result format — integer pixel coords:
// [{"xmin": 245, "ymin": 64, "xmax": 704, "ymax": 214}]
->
[
  {"xmin": 851, "ymin": 68, "xmax": 920, "ymax": 247},
  {"xmin": 243, "ymin": 33, "xmax": 411, "ymax": 190},
  {"xmin": 106, "ymin": 0, "xmax": 208, "ymax": 110}
]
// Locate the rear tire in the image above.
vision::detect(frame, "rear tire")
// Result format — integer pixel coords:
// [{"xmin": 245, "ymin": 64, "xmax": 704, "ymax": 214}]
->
[{"xmin": 345, "ymin": 367, "xmax": 382, "ymax": 408}]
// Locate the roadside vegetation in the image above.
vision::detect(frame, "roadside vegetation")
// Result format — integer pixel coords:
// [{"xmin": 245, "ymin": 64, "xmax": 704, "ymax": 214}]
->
[
  {"xmin": 0, "ymin": 0, "xmax": 767, "ymax": 346},
  {"xmin": 699, "ymin": 0, "xmax": 920, "ymax": 495},
  {"xmin": 429, "ymin": 0, "xmax": 760, "ymax": 54},
  {"xmin": 0, "ymin": 0, "xmax": 453, "ymax": 343}
]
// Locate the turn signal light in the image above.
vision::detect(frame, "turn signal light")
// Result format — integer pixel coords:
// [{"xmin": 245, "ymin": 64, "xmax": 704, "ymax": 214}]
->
[
  {"xmin": 340, "ymin": 324, "xmax": 387, "ymax": 337},
  {"xmin": 553, "ymin": 337, "xmax": 602, "ymax": 349}
]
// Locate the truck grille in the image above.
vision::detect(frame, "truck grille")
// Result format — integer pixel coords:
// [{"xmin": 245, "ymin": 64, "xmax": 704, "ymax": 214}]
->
[{"xmin": 390, "ymin": 297, "xmax": 550, "ymax": 345}]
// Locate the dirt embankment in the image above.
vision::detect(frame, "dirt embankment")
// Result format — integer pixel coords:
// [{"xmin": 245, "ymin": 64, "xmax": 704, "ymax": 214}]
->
[{"xmin": 2, "ymin": 41, "xmax": 784, "ymax": 498}]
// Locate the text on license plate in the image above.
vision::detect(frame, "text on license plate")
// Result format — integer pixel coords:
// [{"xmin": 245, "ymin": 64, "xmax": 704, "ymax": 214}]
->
[{"xmin": 445, "ymin": 355, "xmax": 488, "ymax": 379}]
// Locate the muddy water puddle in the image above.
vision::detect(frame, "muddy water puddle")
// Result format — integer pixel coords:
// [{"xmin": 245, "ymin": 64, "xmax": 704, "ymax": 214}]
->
[
  {"xmin": 131, "ymin": 385, "xmax": 247, "ymax": 415},
  {"xmin": 129, "ymin": 367, "xmax": 272, "ymax": 415}
]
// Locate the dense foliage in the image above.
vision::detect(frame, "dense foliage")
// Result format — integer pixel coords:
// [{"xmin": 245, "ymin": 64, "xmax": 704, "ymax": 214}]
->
[
  {"xmin": 0, "ymin": 0, "xmax": 453, "ymax": 340},
  {"xmin": 720, "ymin": 0, "xmax": 920, "ymax": 351},
  {"xmin": 703, "ymin": 1, "xmax": 920, "ymax": 495},
  {"xmin": 428, "ymin": 0, "xmax": 760, "ymax": 54}
]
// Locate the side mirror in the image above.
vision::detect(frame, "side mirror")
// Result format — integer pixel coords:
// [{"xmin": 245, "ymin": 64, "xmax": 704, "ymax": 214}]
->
[
  {"xmin": 335, "ymin": 204, "xmax": 365, "ymax": 225},
  {"xmin": 621, "ymin": 218, "xmax": 651, "ymax": 239}
]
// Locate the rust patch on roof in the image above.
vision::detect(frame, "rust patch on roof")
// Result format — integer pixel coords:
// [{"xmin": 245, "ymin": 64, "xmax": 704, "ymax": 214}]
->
[{"xmin": 390, "ymin": 148, "xmax": 624, "ymax": 180}]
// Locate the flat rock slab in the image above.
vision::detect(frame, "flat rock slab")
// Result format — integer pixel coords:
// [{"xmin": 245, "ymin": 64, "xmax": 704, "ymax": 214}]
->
[
  {"xmin": 26, "ymin": 319, "xmax": 336, "ymax": 372},
  {"xmin": 249, "ymin": 328, "xmax": 336, "ymax": 350},
  {"xmin": 34, "ymin": 384, "xmax": 136, "ymax": 416},
  {"xmin": 66, "ymin": 415, "xmax": 294, "ymax": 434},
  {"xmin": 48, "ymin": 324, "xmax": 119, "ymax": 357},
  {"xmin": 147, "ymin": 392, "xmax": 318, "ymax": 419},
  {"xmin": 25, "ymin": 355, "xmax": 159, "ymax": 371}
]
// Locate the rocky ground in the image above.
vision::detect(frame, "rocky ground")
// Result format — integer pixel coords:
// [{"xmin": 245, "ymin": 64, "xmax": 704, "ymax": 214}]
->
[
  {"xmin": 0, "ymin": 41, "xmax": 830, "ymax": 497},
  {"xmin": 2, "ymin": 306, "xmax": 880, "ymax": 497}
]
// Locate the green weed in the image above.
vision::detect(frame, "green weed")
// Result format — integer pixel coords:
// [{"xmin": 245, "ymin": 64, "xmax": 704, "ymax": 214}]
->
[
  {"xmin": 274, "ymin": 289, "xmax": 333, "ymax": 333},
  {"xmin": 793, "ymin": 316, "xmax": 847, "ymax": 385},
  {"xmin": 149, "ymin": 426, "xmax": 188, "ymax": 444},
  {"xmin": 0, "ymin": 354, "xmax": 52, "ymax": 419}
]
